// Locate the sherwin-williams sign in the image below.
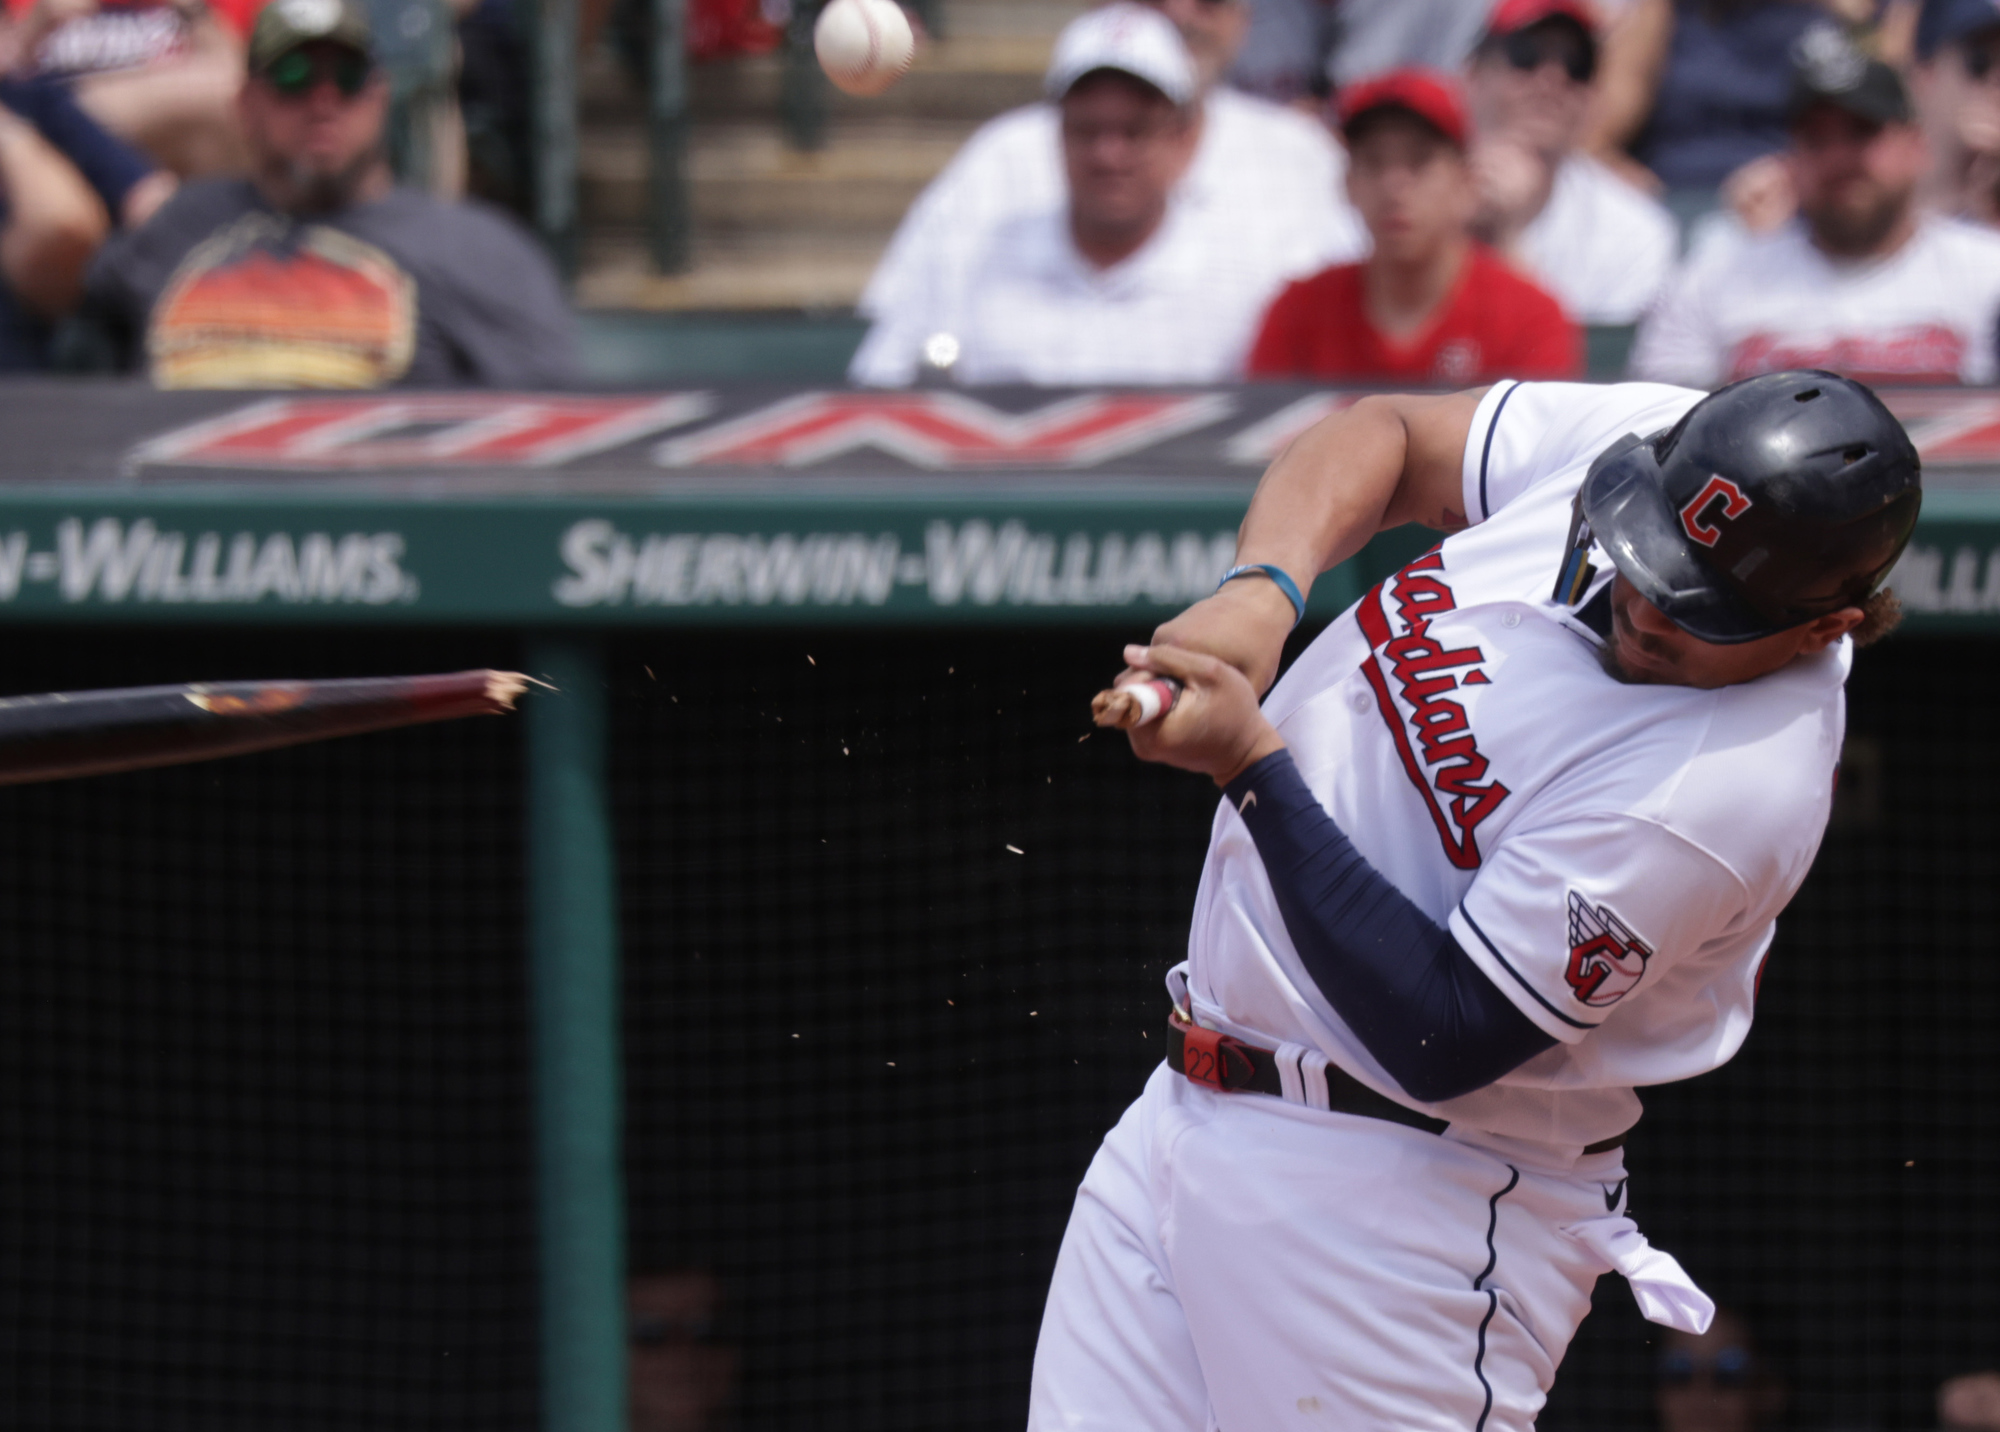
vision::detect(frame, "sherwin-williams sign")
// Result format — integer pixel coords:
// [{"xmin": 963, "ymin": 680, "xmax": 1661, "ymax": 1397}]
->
[
  {"xmin": 0, "ymin": 382, "xmax": 1991, "ymax": 626},
  {"xmin": 0, "ymin": 491, "xmax": 1982, "ymax": 630},
  {"xmin": 0, "ymin": 493, "xmax": 1350, "ymax": 623}
]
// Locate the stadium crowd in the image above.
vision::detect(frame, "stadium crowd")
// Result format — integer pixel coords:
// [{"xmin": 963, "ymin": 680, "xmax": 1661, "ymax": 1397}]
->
[
  {"xmin": 859, "ymin": 0, "xmax": 2000, "ymax": 394},
  {"xmin": 2, "ymin": 0, "xmax": 2000, "ymax": 396}
]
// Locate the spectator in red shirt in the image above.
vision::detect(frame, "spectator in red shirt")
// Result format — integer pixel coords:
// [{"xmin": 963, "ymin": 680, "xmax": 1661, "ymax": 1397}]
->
[{"xmin": 1247, "ymin": 67, "xmax": 1580, "ymax": 383}]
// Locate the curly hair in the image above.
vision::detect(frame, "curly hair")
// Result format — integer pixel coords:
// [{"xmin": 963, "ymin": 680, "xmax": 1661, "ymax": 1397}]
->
[{"xmin": 1852, "ymin": 587, "xmax": 1903, "ymax": 649}]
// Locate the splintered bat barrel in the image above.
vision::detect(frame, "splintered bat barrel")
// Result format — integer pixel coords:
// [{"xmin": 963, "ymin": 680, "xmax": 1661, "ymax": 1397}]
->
[{"xmin": 0, "ymin": 670, "xmax": 531, "ymax": 786}]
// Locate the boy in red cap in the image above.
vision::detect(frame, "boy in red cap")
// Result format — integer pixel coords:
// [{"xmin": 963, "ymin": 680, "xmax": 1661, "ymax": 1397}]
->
[{"xmin": 1247, "ymin": 67, "xmax": 1580, "ymax": 383}]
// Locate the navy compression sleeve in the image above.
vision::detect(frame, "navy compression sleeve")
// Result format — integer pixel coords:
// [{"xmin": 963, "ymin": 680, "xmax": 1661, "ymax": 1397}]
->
[{"xmin": 1221, "ymin": 749, "xmax": 1556, "ymax": 1102}]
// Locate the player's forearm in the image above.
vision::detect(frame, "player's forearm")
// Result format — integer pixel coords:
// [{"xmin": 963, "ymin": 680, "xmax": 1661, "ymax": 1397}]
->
[
  {"xmin": 1236, "ymin": 391, "xmax": 1481, "ymax": 584},
  {"xmin": 1234, "ymin": 396, "xmax": 1412, "ymax": 587},
  {"xmin": 1148, "ymin": 392, "xmax": 1478, "ymax": 693}
]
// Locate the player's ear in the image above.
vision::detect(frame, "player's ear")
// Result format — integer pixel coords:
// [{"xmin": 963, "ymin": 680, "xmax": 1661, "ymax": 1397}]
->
[{"xmin": 1796, "ymin": 607, "xmax": 1865, "ymax": 655}]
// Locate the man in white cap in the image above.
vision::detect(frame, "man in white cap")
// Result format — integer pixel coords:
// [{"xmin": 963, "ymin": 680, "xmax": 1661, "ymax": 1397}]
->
[
  {"xmin": 849, "ymin": 0, "xmax": 1358, "ymax": 386},
  {"xmin": 849, "ymin": 4, "xmax": 1327, "ymax": 385}
]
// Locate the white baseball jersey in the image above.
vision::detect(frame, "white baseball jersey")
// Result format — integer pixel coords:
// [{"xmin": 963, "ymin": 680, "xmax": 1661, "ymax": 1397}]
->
[
  {"xmin": 1631, "ymin": 214, "xmax": 2000, "ymax": 387},
  {"xmin": 1184, "ymin": 379, "xmax": 1849, "ymax": 1150}
]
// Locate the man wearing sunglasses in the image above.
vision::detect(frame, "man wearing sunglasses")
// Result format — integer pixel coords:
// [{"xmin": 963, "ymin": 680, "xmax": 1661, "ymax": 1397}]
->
[
  {"xmin": 850, "ymin": 0, "xmax": 1362, "ymax": 386},
  {"xmin": 1913, "ymin": 0, "xmax": 2000, "ymax": 224},
  {"xmin": 1465, "ymin": 0, "xmax": 1679, "ymax": 325},
  {"xmin": 1635, "ymin": 26, "xmax": 2000, "ymax": 388},
  {"xmin": 78, "ymin": 0, "xmax": 577, "ymax": 387}
]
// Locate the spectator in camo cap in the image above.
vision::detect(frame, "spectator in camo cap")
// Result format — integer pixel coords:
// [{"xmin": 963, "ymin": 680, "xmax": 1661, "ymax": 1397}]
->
[
  {"xmin": 78, "ymin": 0, "xmax": 579, "ymax": 389},
  {"xmin": 1635, "ymin": 28, "xmax": 2000, "ymax": 388}
]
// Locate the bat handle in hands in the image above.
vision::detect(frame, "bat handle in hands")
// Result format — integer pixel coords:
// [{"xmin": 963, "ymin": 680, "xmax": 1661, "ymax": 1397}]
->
[
  {"xmin": 1094, "ymin": 644, "xmax": 1287, "ymax": 788},
  {"xmin": 1091, "ymin": 674, "xmax": 1183, "ymax": 730}
]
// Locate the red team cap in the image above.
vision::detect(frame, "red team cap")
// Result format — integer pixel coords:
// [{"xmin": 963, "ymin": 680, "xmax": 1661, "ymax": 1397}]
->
[
  {"xmin": 1484, "ymin": 0, "xmax": 1599, "ymax": 40},
  {"xmin": 1336, "ymin": 68, "xmax": 1472, "ymax": 149}
]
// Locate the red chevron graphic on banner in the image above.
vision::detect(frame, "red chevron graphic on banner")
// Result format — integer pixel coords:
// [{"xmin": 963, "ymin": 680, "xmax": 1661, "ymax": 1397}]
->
[
  {"xmin": 1222, "ymin": 392, "xmax": 1363, "ymax": 466},
  {"xmin": 131, "ymin": 394, "xmax": 715, "ymax": 469},
  {"xmin": 1883, "ymin": 392, "xmax": 2000, "ymax": 466},
  {"xmin": 655, "ymin": 391, "xmax": 1236, "ymax": 469}
]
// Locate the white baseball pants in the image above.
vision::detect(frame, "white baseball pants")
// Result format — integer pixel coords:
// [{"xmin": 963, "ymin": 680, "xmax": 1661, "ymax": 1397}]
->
[{"xmin": 1027, "ymin": 1063, "xmax": 1670, "ymax": 1432}]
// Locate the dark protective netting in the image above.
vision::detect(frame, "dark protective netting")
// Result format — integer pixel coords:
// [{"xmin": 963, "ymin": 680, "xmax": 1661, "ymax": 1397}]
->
[
  {"xmin": 0, "ymin": 630, "xmax": 538, "ymax": 1432},
  {"xmin": 0, "ymin": 624, "xmax": 1994, "ymax": 1430},
  {"xmin": 611, "ymin": 629, "xmax": 1220, "ymax": 1432},
  {"xmin": 1539, "ymin": 630, "xmax": 2000, "ymax": 1432}
]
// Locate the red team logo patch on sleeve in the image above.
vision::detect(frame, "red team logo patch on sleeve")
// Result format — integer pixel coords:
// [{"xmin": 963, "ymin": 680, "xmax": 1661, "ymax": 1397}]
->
[{"xmin": 1564, "ymin": 891, "xmax": 1653, "ymax": 1007}]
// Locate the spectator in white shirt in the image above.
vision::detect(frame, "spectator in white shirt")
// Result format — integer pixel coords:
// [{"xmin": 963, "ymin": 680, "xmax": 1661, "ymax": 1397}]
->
[
  {"xmin": 1633, "ymin": 33, "xmax": 2000, "ymax": 386},
  {"xmin": 851, "ymin": 0, "xmax": 1361, "ymax": 383},
  {"xmin": 849, "ymin": 5, "xmax": 1324, "ymax": 386},
  {"xmin": 1464, "ymin": 0, "xmax": 1679, "ymax": 324}
]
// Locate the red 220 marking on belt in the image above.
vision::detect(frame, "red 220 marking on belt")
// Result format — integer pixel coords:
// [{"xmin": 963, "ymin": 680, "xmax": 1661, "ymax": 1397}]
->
[{"xmin": 1355, "ymin": 553, "xmax": 1510, "ymax": 870}]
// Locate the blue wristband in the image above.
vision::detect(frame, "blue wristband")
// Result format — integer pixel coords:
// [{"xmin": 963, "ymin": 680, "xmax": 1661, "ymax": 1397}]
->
[{"xmin": 1218, "ymin": 563, "xmax": 1305, "ymax": 628}]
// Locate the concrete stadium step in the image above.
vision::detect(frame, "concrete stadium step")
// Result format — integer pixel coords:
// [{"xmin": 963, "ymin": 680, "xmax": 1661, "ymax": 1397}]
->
[
  {"xmin": 581, "ymin": 1, "xmax": 1082, "ymax": 124},
  {"xmin": 680, "ymin": 49, "xmax": 1042, "ymax": 126},
  {"xmin": 573, "ymin": 0, "xmax": 1090, "ymax": 312},
  {"xmin": 942, "ymin": 0, "xmax": 1092, "ymax": 37},
  {"xmin": 580, "ymin": 119, "xmax": 975, "ymax": 233},
  {"xmin": 577, "ymin": 229, "xmax": 889, "ymax": 310}
]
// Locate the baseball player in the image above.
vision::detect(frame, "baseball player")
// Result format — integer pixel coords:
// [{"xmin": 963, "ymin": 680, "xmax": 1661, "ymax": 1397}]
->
[{"xmin": 1038, "ymin": 372, "xmax": 1920, "ymax": 1430}]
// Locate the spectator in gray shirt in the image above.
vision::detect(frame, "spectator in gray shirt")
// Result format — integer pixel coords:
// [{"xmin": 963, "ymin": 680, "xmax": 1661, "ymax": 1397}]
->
[{"xmin": 81, "ymin": 0, "xmax": 576, "ymax": 388}]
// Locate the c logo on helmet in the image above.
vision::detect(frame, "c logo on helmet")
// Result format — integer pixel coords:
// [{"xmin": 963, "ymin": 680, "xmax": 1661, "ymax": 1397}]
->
[{"xmin": 1678, "ymin": 475, "xmax": 1753, "ymax": 548}]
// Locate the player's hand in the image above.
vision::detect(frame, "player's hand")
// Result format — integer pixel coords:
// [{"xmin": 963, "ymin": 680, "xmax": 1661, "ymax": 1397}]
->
[
  {"xmin": 1142, "ymin": 579, "xmax": 1298, "ymax": 695},
  {"xmin": 1119, "ymin": 643, "xmax": 1285, "ymax": 788}
]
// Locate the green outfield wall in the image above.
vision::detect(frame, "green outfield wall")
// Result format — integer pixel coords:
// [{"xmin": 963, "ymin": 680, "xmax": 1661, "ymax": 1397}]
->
[{"xmin": 2, "ymin": 382, "xmax": 1997, "ymax": 627}]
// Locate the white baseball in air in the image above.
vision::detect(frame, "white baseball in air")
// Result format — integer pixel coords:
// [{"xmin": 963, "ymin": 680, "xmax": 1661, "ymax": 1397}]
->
[{"xmin": 814, "ymin": 0, "xmax": 916, "ymax": 97}]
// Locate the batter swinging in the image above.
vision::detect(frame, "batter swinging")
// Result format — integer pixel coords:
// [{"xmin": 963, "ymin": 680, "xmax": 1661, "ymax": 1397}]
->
[{"xmin": 1037, "ymin": 374, "xmax": 1921, "ymax": 1430}]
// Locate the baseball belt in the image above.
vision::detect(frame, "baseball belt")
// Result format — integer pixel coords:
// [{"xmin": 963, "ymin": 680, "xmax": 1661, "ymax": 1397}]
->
[{"xmin": 1166, "ymin": 1009, "xmax": 1628, "ymax": 1155}]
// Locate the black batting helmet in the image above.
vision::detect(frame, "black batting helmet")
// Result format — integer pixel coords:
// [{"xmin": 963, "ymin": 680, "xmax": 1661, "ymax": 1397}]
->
[{"xmin": 1562, "ymin": 371, "xmax": 1922, "ymax": 644}]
